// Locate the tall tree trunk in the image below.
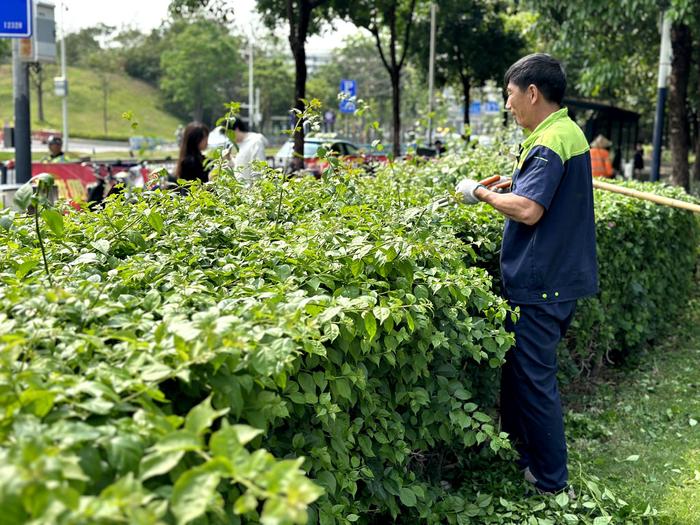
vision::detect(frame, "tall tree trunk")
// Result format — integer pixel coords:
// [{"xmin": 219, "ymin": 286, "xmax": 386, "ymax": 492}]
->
[
  {"xmin": 29, "ymin": 64, "xmax": 45, "ymax": 122},
  {"xmin": 193, "ymin": 100, "xmax": 203, "ymax": 123},
  {"xmin": 33, "ymin": 64, "xmax": 45, "ymax": 122},
  {"xmin": 288, "ymin": 0, "xmax": 312, "ymax": 172},
  {"xmin": 461, "ymin": 73, "xmax": 471, "ymax": 129},
  {"xmin": 668, "ymin": 23, "xmax": 691, "ymax": 191},
  {"xmin": 390, "ymin": 69, "xmax": 401, "ymax": 157},
  {"xmin": 694, "ymin": 52, "xmax": 700, "ymax": 183},
  {"xmin": 369, "ymin": 0, "xmax": 417, "ymax": 158},
  {"xmin": 102, "ymin": 76, "xmax": 108, "ymax": 136}
]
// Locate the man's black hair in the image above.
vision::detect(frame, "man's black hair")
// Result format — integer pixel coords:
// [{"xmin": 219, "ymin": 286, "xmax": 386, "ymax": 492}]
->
[
  {"xmin": 230, "ymin": 119, "xmax": 250, "ymax": 132},
  {"xmin": 504, "ymin": 53, "xmax": 566, "ymax": 105}
]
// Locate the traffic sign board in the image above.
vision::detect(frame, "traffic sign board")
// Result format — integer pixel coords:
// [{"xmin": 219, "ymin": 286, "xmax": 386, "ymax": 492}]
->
[
  {"xmin": 339, "ymin": 79, "xmax": 357, "ymax": 114},
  {"xmin": 0, "ymin": 0, "xmax": 33, "ymax": 38}
]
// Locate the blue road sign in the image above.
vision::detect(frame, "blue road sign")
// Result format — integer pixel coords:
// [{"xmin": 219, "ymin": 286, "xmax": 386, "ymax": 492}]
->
[
  {"xmin": 339, "ymin": 79, "xmax": 357, "ymax": 114},
  {"xmin": 484, "ymin": 100, "xmax": 500, "ymax": 114},
  {"xmin": 0, "ymin": 0, "xmax": 33, "ymax": 38},
  {"xmin": 468, "ymin": 101, "xmax": 481, "ymax": 115}
]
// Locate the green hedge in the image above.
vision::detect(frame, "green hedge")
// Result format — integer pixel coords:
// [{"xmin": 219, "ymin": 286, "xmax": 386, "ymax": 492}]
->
[{"xmin": 0, "ymin": 148, "xmax": 697, "ymax": 525}]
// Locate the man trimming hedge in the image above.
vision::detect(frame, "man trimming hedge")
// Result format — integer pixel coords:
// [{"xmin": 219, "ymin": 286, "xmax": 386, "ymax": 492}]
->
[{"xmin": 456, "ymin": 53, "xmax": 599, "ymax": 494}]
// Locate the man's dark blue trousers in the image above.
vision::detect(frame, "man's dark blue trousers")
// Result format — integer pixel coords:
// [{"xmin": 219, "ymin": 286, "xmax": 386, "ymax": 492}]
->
[{"xmin": 501, "ymin": 300, "xmax": 576, "ymax": 492}]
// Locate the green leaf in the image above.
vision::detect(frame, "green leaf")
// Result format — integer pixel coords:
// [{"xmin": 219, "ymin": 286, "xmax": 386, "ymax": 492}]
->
[
  {"xmin": 106, "ymin": 436, "xmax": 144, "ymax": 474},
  {"xmin": 234, "ymin": 492, "xmax": 258, "ymax": 515},
  {"xmin": 15, "ymin": 259, "xmax": 39, "ymax": 279},
  {"xmin": 298, "ymin": 373, "xmax": 316, "ymax": 394},
  {"xmin": 140, "ymin": 450, "xmax": 185, "ymax": 480},
  {"xmin": 0, "ymin": 214, "xmax": 13, "ymax": 230},
  {"xmin": 171, "ymin": 465, "xmax": 221, "ymax": 525},
  {"xmin": 210, "ymin": 424, "xmax": 263, "ymax": 460},
  {"xmin": 41, "ymin": 208, "xmax": 64, "ymax": 237},
  {"xmin": 399, "ymin": 487, "xmax": 417, "ymax": 507},
  {"xmin": 373, "ymin": 306, "xmax": 391, "ymax": 324},
  {"xmin": 185, "ymin": 395, "xmax": 229, "ymax": 436},
  {"xmin": 92, "ymin": 239, "xmax": 111, "ymax": 255},
  {"xmin": 153, "ymin": 431, "xmax": 201, "ymax": 453},
  {"xmin": 147, "ymin": 209, "xmax": 164, "ymax": 232},
  {"xmin": 363, "ymin": 311, "xmax": 377, "ymax": 339},
  {"xmin": 12, "ymin": 183, "xmax": 34, "ymax": 211},
  {"xmin": 230, "ymin": 424, "xmax": 264, "ymax": 446},
  {"xmin": 334, "ymin": 377, "xmax": 352, "ymax": 401},
  {"xmin": 316, "ymin": 471, "xmax": 337, "ymax": 496},
  {"xmin": 555, "ymin": 491, "xmax": 569, "ymax": 507}
]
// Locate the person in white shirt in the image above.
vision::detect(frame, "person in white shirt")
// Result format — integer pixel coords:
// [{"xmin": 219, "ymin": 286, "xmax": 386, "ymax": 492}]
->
[{"xmin": 229, "ymin": 119, "xmax": 268, "ymax": 182}]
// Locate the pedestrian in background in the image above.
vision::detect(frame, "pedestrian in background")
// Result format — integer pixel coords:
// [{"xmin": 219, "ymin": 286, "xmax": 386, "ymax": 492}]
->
[
  {"xmin": 324, "ymin": 110, "xmax": 336, "ymax": 133},
  {"xmin": 455, "ymin": 53, "xmax": 598, "ymax": 496},
  {"xmin": 42, "ymin": 135, "xmax": 66, "ymax": 163},
  {"xmin": 230, "ymin": 119, "xmax": 268, "ymax": 182},
  {"xmin": 175, "ymin": 122, "xmax": 210, "ymax": 183},
  {"xmin": 590, "ymin": 135, "xmax": 614, "ymax": 178}
]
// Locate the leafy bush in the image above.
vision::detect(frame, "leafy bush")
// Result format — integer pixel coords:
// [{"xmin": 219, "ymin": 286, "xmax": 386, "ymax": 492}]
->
[{"xmin": 0, "ymin": 145, "xmax": 696, "ymax": 525}]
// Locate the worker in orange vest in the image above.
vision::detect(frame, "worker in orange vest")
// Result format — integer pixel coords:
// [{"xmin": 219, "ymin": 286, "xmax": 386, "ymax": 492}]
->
[{"xmin": 590, "ymin": 135, "xmax": 614, "ymax": 178}]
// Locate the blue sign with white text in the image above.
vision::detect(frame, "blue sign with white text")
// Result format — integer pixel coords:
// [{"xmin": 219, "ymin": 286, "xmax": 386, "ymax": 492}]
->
[
  {"xmin": 339, "ymin": 79, "xmax": 357, "ymax": 114},
  {"xmin": 468, "ymin": 101, "xmax": 481, "ymax": 115},
  {"xmin": 0, "ymin": 0, "xmax": 32, "ymax": 38},
  {"xmin": 484, "ymin": 100, "xmax": 500, "ymax": 114}
]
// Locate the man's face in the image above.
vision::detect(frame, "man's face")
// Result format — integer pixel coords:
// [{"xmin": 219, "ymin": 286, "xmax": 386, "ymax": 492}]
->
[
  {"xmin": 49, "ymin": 142, "xmax": 62, "ymax": 155},
  {"xmin": 505, "ymin": 82, "xmax": 532, "ymax": 130}
]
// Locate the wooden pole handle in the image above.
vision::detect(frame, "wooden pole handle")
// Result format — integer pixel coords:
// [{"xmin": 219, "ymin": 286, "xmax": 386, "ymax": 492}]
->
[{"xmin": 592, "ymin": 179, "xmax": 700, "ymax": 214}]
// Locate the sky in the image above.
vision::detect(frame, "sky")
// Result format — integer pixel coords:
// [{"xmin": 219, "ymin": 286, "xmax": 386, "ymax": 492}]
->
[{"xmin": 59, "ymin": 0, "xmax": 359, "ymax": 52}]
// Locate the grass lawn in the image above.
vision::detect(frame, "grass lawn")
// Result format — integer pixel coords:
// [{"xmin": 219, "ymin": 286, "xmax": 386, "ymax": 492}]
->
[
  {"xmin": 565, "ymin": 295, "xmax": 700, "ymax": 523},
  {"xmin": 0, "ymin": 65, "xmax": 182, "ymax": 141}
]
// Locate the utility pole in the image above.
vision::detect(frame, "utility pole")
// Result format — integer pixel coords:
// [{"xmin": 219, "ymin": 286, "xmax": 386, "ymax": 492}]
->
[
  {"xmin": 12, "ymin": 39, "xmax": 31, "ymax": 183},
  {"xmin": 651, "ymin": 11, "xmax": 672, "ymax": 182},
  {"xmin": 426, "ymin": 2, "xmax": 437, "ymax": 146},
  {"xmin": 59, "ymin": 0, "xmax": 68, "ymax": 151},
  {"xmin": 248, "ymin": 37, "xmax": 254, "ymax": 130}
]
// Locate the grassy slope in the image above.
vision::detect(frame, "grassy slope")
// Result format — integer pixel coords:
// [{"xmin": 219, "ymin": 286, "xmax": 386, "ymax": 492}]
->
[
  {"xmin": 567, "ymin": 294, "xmax": 700, "ymax": 523},
  {"xmin": 0, "ymin": 64, "xmax": 182, "ymax": 141}
]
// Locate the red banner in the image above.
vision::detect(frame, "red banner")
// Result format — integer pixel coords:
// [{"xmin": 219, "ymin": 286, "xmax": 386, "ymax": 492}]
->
[{"xmin": 32, "ymin": 163, "xmax": 97, "ymax": 203}]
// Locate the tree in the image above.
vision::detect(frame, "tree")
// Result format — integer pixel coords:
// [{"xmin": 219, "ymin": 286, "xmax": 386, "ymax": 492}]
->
[
  {"xmin": 83, "ymin": 50, "xmax": 124, "ymax": 136},
  {"xmin": 170, "ymin": 0, "xmax": 347, "ymax": 169},
  {"xmin": 0, "ymin": 40, "xmax": 10, "ymax": 64},
  {"xmin": 309, "ymin": 34, "xmax": 407, "ymax": 141},
  {"xmin": 257, "ymin": 0, "xmax": 342, "ymax": 169},
  {"xmin": 525, "ymin": 0, "xmax": 699, "ymax": 190},
  {"xmin": 117, "ymin": 27, "xmax": 167, "ymax": 85},
  {"xmin": 669, "ymin": 22, "xmax": 692, "ymax": 190},
  {"xmin": 346, "ymin": 0, "xmax": 422, "ymax": 157},
  {"xmin": 29, "ymin": 63, "xmax": 46, "ymax": 123},
  {"xmin": 160, "ymin": 18, "xmax": 243, "ymax": 122},
  {"xmin": 64, "ymin": 25, "xmax": 112, "ymax": 66},
  {"xmin": 244, "ymin": 52, "xmax": 295, "ymax": 132},
  {"xmin": 411, "ymin": 1, "xmax": 524, "ymax": 130}
]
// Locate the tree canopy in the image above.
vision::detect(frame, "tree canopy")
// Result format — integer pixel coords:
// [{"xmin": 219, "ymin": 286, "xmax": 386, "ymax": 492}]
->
[{"xmin": 160, "ymin": 18, "xmax": 243, "ymax": 122}]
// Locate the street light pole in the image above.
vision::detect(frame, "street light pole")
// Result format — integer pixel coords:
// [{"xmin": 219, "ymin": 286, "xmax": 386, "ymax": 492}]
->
[
  {"xmin": 651, "ymin": 11, "xmax": 672, "ymax": 182},
  {"xmin": 426, "ymin": 2, "xmax": 437, "ymax": 146},
  {"xmin": 60, "ymin": 0, "xmax": 69, "ymax": 151},
  {"xmin": 248, "ymin": 37, "xmax": 254, "ymax": 130},
  {"xmin": 12, "ymin": 39, "xmax": 31, "ymax": 184}
]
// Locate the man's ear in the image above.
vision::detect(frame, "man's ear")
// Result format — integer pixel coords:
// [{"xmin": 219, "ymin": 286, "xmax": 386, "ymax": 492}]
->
[{"xmin": 527, "ymin": 84, "xmax": 538, "ymax": 105}]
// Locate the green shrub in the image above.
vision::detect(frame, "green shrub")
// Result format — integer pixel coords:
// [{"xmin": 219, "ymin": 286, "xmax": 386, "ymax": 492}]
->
[{"xmin": 0, "ymin": 145, "xmax": 696, "ymax": 525}]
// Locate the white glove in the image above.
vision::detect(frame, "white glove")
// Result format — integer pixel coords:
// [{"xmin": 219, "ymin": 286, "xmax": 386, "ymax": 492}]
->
[{"xmin": 455, "ymin": 179, "xmax": 485, "ymax": 205}]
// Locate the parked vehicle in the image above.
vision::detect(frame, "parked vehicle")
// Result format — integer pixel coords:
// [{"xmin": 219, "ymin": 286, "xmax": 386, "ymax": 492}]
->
[{"xmin": 274, "ymin": 135, "xmax": 387, "ymax": 176}]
